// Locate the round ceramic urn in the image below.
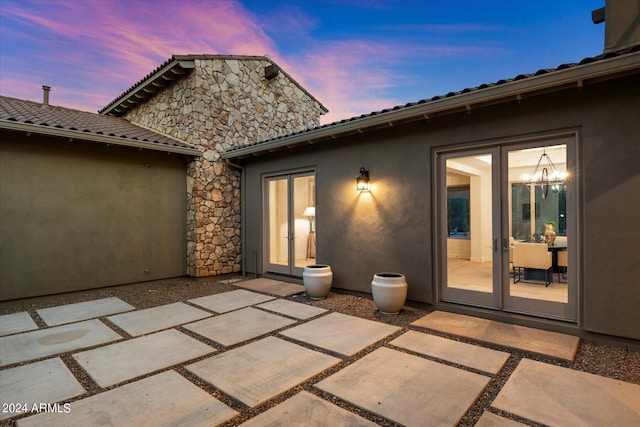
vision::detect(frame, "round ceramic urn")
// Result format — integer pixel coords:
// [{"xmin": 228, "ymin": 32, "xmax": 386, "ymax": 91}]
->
[
  {"xmin": 303, "ymin": 264, "xmax": 333, "ymax": 300},
  {"xmin": 371, "ymin": 273, "xmax": 408, "ymax": 314}
]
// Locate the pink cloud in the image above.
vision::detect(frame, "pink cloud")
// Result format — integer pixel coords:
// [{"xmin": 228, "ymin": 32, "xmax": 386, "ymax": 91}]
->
[{"xmin": 1, "ymin": 0, "xmax": 503, "ymax": 126}]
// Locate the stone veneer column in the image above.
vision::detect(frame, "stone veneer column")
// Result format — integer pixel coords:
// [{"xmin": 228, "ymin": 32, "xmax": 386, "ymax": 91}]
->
[{"xmin": 123, "ymin": 56, "xmax": 324, "ymax": 277}]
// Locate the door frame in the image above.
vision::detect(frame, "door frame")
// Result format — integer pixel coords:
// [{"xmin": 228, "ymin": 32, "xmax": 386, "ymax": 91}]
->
[
  {"xmin": 437, "ymin": 146, "xmax": 502, "ymax": 309},
  {"xmin": 262, "ymin": 168, "xmax": 316, "ymax": 277},
  {"xmin": 435, "ymin": 131, "xmax": 579, "ymax": 322}
]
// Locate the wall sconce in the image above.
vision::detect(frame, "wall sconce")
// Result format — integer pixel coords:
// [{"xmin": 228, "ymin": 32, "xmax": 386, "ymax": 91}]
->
[{"xmin": 356, "ymin": 167, "xmax": 370, "ymax": 191}]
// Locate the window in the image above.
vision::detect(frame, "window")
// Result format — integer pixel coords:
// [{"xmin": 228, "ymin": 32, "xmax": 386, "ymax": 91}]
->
[
  {"xmin": 447, "ymin": 186, "xmax": 470, "ymax": 238},
  {"xmin": 511, "ymin": 183, "xmax": 566, "ymax": 240}
]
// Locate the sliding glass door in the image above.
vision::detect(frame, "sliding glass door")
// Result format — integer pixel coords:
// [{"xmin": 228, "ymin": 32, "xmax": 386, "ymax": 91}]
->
[
  {"xmin": 265, "ymin": 171, "xmax": 316, "ymax": 276},
  {"xmin": 438, "ymin": 136, "xmax": 576, "ymax": 321}
]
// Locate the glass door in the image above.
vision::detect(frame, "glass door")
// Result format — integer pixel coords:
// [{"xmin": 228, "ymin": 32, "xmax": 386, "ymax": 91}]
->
[
  {"xmin": 439, "ymin": 148, "xmax": 501, "ymax": 309},
  {"xmin": 265, "ymin": 171, "xmax": 316, "ymax": 276},
  {"xmin": 503, "ymin": 143, "xmax": 575, "ymax": 320},
  {"xmin": 438, "ymin": 138, "xmax": 576, "ymax": 321}
]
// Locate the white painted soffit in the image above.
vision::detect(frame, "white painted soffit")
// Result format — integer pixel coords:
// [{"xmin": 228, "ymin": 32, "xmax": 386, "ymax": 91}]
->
[
  {"xmin": 222, "ymin": 52, "xmax": 640, "ymax": 160},
  {"xmin": 0, "ymin": 120, "xmax": 202, "ymax": 156}
]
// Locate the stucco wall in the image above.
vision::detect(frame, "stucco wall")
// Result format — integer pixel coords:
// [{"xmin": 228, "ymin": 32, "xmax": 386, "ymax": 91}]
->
[
  {"xmin": 240, "ymin": 73, "xmax": 640, "ymax": 340},
  {"xmin": 123, "ymin": 57, "xmax": 325, "ymax": 277},
  {"xmin": 0, "ymin": 134, "xmax": 188, "ymax": 300}
]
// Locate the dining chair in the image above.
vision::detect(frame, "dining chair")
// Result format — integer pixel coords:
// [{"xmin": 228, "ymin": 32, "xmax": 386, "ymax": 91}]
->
[{"xmin": 512, "ymin": 242, "xmax": 553, "ymax": 286}]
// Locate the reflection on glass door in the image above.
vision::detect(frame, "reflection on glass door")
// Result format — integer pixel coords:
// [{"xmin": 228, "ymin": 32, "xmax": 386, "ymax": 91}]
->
[
  {"xmin": 439, "ymin": 139, "xmax": 576, "ymax": 321},
  {"xmin": 265, "ymin": 171, "xmax": 316, "ymax": 276}
]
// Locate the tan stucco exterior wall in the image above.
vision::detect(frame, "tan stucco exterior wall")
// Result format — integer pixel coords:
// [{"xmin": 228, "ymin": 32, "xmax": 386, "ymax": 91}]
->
[
  {"xmin": 240, "ymin": 73, "xmax": 640, "ymax": 341},
  {"xmin": 124, "ymin": 57, "xmax": 325, "ymax": 277},
  {"xmin": 0, "ymin": 134, "xmax": 188, "ymax": 300}
]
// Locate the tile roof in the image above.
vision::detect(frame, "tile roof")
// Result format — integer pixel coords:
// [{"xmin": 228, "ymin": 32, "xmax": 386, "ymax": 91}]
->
[
  {"xmin": 100, "ymin": 54, "xmax": 328, "ymax": 116},
  {"xmin": 223, "ymin": 45, "xmax": 640, "ymax": 160},
  {"xmin": 0, "ymin": 95, "xmax": 200, "ymax": 155}
]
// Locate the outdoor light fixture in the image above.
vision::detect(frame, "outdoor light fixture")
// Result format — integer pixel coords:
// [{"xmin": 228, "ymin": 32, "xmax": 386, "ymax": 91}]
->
[
  {"xmin": 356, "ymin": 167, "xmax": 370, "ymax": 191},
  {"xmin": 521, "ymin": 150, "xmax": 568, "ymax": 199}
]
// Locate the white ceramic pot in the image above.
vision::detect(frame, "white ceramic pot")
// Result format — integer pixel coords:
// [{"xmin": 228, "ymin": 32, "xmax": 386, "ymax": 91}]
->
[
  {"xmin": 303, "ymin": 264, "xmax": 333, "ymax": 300},
  {"xmin": 371, "ymin": 273, "xmax": 408, "ymax": 314}
]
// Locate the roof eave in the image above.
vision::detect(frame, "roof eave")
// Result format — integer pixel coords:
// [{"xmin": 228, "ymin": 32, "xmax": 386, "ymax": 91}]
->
[
  {"xmin": 99, "ymin": 59, "xmax": 195, "ymax": 116},
  {"xmin": 0, "ymin": 120, "xmax": 202, "ymax": 156},
  {"xmin": 223, "ymin": 52, "xmax": 640, "ymax": 160}
]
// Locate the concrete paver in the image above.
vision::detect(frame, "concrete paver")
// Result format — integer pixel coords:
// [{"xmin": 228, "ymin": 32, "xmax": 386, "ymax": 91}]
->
[
  {"xmin": 233, "ymin": 278, "xmax": 305, "ymax": 297},
  {"xmin": 412, "ymin": 311, "xmax": 579, "ymax": 361},
  {"xmin": 492, "ymin": 358, "xmax": 640, "ymax": 427},
  {"xmin": 280, "ymin": 312, "xmax": 401, "ymax": 356},
  {"xmin": 0, "ymin": 358, "xmax": 85, "ymax": 421},
  {"xmin": 188, "ymin": 289, "xmax": 274, "ymax": 313},
  {"xmin": 239, "ymin": 391, "xmax": 379, "ymax": 426},
  {"xmin": 183, "ymin": 307, "xmax": 296, "ymax": 348},
  {"xmin": 390, "ymin": 330, "xmax": 510, "ymax": 374},
  {"xmin": 107, "ymin": 302, "xmax": 211, "ymax": 336},
  {"xmin": 4, "ymin": 289, "xmax": 638, "ymax": 427},
  {"xmin": 16, "ymin": 371, "xmax": 239, "ymax": 427},
  {"xmin": 36, "ymin": 297, "xmax": 135, "ymax": 326},
  {"xmin": 316, "ymin": 346, "xmax": 490, "ymax": 427},
  {"xmin": 476, "ymin": 412, "xmax": 527, "ymax": 426},
  {"xmin": 186, "ymin": 336, "xmax": 341, "ymax": 407},
  {"xmin": 0, "ymin": 312, "xmax": 38, "ymax": 336},
  {"xmin": 73, "ymin": 329, "xmax": 215, "ymax": 387},
  {"xmin": 0, "ymin": 319, "xmax": 122, "ymax": 367},
  {"xmin": 256, "ymin": 298, "xmax": 327, "ymax": 319}
]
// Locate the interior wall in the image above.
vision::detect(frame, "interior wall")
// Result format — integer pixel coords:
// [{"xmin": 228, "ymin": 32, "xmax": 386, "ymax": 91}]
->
[{"xmin": 0, "ymin": 133, "xmax": 189, "ymax": 300}]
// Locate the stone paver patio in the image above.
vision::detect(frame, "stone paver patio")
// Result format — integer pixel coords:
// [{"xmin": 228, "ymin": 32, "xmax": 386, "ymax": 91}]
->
[
  {"xmin": 183, "ymin": 306, "xmax": 296, "ymax": 347},
  {"xmin": 186, "ymin": 336, "xmax": 341, "ymax": 407},
  {"xmin": 36, "ymin": 297, "xmax": 134, "ymax": 326},
  {"xmin": 188, "ymin": 289, "xmax": 274, "ymax": 313},
  {"xmin": 0, "ymin": 358, "xmax": 85, "ymax": 420},
  {"xmin": 280, "ymin": 312, "xmax": 401, "ymax": 356},
  {"xmin": 73, "ymin": 329, "xmax": 215, "ymax": 387},
  {"xmin": 316, "ymin": 346, "xmax": 491, "ymax": 426},
  {"xmin": 0, "ymin": 312, "xmax": 38, "ymax": 337},
  {"xmin": 0, "ymin": 319, "xmax": 122, "ymax": 367},
  {"xmin": 412, "ymin": 310, "xmax": 580, "ymax": 361},
  {"xmin": 15, "ymin": 371, "xmax": 238, "ymax": 427},
  {"xmin": 106, "ymin": 301, "xmax": 211, "ymax": 336},
  {"xmin": 493, "ymin": 358, "xmax": 640, "ymax": 426},
  {"xmin": 1, "ymin": 278, "xmax": 639, "ymax": 427}
]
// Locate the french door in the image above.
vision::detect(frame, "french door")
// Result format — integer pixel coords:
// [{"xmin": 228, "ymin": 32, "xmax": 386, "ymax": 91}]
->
[
  {"xmin": 265, "ymin": 171, "xmax": 316, "ymax": 276},
  {"xmin": 438, "ymin": 137, "xmax": 576, "ymax": 321}
]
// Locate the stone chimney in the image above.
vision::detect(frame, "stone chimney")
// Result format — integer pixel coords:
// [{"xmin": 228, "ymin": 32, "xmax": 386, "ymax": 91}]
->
[{"xmin": 593, "ymin": 0, "xmax": 640, "ymax": 53}]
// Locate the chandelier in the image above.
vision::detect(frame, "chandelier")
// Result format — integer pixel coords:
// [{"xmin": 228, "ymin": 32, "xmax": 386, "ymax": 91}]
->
[{"xmin": 521, "ymin": 150, "xmax": 568, "ymax": 199}]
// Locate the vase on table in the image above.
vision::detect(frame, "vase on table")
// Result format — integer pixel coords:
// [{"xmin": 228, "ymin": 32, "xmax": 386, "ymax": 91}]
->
[{"xmin": 544, "ymin": 223, "xmax": 556, "ymax": 246}]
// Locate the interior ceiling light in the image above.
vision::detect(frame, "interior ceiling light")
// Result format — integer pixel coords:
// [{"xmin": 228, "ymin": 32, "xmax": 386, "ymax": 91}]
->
[{"xmin": 521, "ymin": 150, "xmax": 568, "ymax": 199}]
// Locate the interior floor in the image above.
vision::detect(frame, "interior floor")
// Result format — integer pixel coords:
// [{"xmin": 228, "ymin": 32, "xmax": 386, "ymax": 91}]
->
[{"xmin": 447, "ymin": 258, "xmax": 568, "ymax": 303}]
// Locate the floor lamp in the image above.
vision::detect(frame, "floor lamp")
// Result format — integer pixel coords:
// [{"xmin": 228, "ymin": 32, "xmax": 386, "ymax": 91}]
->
[{"xmin": 303, "ymin": 207, "xmax": 316, "ymax": 259}]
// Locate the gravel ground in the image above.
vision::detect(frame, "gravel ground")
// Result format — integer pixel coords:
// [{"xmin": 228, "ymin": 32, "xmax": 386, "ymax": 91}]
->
[{"xmin": 1, "ymin": 276, "xmax": 639, "ymax": 427}]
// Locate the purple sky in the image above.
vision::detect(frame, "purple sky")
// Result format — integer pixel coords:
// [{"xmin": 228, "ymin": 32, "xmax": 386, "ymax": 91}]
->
[{"xmin": 1, "ymin": 0, "xmax": 605, "ymax": 124}]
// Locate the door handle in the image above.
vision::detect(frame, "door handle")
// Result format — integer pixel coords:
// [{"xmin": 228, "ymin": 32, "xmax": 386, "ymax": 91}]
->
[
  {"xmin": 493, "ymin": 238, "xmax": 498, "ymax": 252},
  {"xmin": 502, "ymin": 237, "xmax": 509, "ymax": 252}
]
